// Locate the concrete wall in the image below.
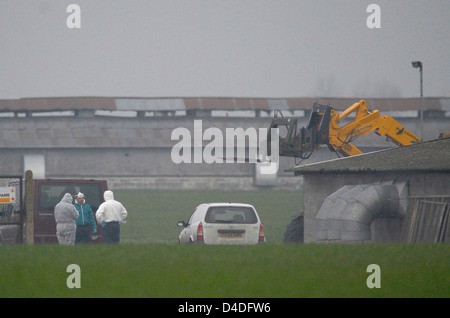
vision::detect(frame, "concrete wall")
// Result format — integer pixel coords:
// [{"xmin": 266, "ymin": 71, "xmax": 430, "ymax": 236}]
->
[
  {"xmin": 0, "ymin": 147, "xmax": 305, "ymax": 189},
  {"xmin": 105, "ymin": 176, "xmax": 302, "ymax": 190},
  {"xmin": 0, "ymin": 115, "xmax": 340, "ymax": 189},
  {"xmin": 302, "ymin": 171, "xmax": 450, "ymax": 243}
]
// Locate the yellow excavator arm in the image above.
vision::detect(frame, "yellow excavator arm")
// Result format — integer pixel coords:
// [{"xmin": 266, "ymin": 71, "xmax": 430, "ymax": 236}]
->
[
  {"xmin": 268, "ymin": 99, "xmax": 421, "ymax": 159},
  {"xmin": 328, "ymin": 100, "xmax": 421, "ymax": 156}
]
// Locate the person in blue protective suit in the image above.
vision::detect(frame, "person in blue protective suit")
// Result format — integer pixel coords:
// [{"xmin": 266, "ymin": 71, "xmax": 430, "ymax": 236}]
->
[
  {"xmin": 55, "ymin": 193, "xmax": 79, "ymax": 245},
  {"xmin": 74, "ymin": 192, "xmax": 97, "ymax": 244}
]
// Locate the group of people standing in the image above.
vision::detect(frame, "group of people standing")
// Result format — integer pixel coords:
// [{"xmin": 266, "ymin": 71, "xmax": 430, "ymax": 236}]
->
[{"xmin": 54, "ymin": 190, "xmax": 128, "ymax": 245}]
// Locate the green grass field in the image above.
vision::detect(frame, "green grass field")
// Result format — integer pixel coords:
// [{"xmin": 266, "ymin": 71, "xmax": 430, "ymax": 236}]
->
[
  {"xmin": 0, "ymin": 244, "xmax": 448, "ymax": 298},
  {"xmin": 117, "ymin": 189, "xmax": 301, "ymax": 244},
  {"xmin": 0, "ymin": 189, "xmax": 448, "ymax": 298}
]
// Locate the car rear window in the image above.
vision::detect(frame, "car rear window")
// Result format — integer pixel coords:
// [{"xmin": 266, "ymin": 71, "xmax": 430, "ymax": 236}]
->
[{"xmin": 205, "ymin": 206, "xmax": 258, "ymax": 224}]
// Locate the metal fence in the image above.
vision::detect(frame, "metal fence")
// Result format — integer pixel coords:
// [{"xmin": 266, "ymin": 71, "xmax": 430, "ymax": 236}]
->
[{"xmin": 401, "ymin": 196, "xmax": 450, "ymax": 243}]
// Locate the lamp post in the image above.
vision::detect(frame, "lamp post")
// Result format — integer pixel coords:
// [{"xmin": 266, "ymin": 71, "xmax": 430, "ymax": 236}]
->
[{"xmin": 412, "ymin": 61, "xmax": 423, "ymax": 139}]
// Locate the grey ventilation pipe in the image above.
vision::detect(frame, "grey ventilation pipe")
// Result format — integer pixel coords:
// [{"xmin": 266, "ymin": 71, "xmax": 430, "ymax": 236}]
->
[
  {"xmin": 316, "ymin": 182, "xmax": 407, "ymax": 242},
  {"xmin": 316, "ymin": 185, "xmax": 366, "ymax": 241}
]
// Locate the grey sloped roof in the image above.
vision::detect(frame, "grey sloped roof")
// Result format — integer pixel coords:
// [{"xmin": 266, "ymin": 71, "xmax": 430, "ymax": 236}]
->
[
  {"xmin": 288, "ymin": 137, "xmax": 450, "ymax": 174},
  {"xmin": 0, "ymin": 117, "xmax": 174, "ymax": 148}
]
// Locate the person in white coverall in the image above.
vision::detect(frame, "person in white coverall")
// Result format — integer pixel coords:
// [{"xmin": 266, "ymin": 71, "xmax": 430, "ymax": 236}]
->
[
  {"xmin": 54, "ymin": 193, "xmax": 79, "ymax": 245},
  {"xmin": 95, "ymin": 190, "xmax": 128, "ymax": 244}
]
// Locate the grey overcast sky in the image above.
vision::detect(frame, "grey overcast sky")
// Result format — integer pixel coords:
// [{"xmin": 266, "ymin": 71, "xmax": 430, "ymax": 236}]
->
[{"xmin": 0, "ymin": 0, "xmax": 449, "ymax": 99}]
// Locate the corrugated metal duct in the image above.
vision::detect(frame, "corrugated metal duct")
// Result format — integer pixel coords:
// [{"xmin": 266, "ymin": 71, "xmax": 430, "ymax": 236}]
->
[{"xmin": 316, "ymin": 182, "xmax": 407, "ymax": 242}]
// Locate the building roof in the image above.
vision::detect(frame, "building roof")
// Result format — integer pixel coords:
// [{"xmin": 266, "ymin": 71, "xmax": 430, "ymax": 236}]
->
[
  {"xmin": 1, "ymin": 96, "xmax": 449, "ymax": 112},
  {"xmin": 288, "ymin": 137, "xmax": 450, "ymax": 174}
]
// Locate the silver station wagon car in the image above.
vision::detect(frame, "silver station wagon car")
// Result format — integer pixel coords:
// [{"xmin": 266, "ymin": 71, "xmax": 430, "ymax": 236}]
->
[{"xmin": 177, "ymin": 203, "xmax": 266, "ymax": 245}]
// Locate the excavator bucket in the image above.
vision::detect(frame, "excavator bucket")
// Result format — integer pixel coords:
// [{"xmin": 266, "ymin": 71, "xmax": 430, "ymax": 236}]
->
[{"xmin": 268, "ymin": 104, "xmax": 333, "ymax": 159}]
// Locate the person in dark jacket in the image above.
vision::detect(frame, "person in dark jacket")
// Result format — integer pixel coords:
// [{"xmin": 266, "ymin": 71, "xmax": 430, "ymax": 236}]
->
[
  {"xmin": 54, "ymin": 193, "xmax": 79, "ymax": 245},
  {"xmin": 74, "ymin": 192, "xmax": 97, "ymax": 244}
]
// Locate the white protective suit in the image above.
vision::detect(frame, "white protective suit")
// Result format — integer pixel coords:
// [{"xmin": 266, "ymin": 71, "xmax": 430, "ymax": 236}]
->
[
  {"xmin": 95, "ymin": 190, "xmax": 128, "ymax": 224},
  {"xmin": 54, "ymin": 193, "xmax": 79, "ymax": 245}
]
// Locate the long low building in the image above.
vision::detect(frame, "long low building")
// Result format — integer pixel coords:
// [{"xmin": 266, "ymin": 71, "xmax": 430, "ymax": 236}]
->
[
  {"xmin": 1, "ymin": 96, "xmax": 450, "ymax": 114},
  {"xmin": 0, "ymin": 96, "xmax": 449, "ymax": 190}
]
